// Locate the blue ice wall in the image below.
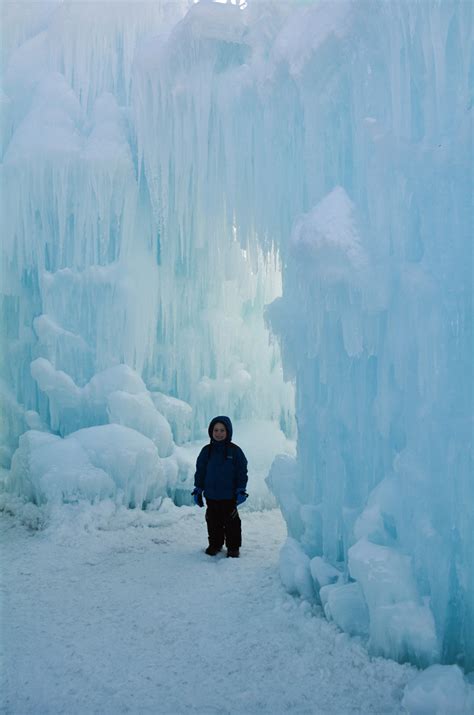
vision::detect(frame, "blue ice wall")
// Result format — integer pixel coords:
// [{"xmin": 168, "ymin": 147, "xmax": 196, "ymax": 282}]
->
[
  {"xmin": 0, "ymin": 0, "xmax": 293, "ymax": 470},
  {"xmin": 263, "ymin": 1, "xmax": 473, "ymax": 669},
  {"xmin": 133, "ymin": 0, "xmax": 472, "ymax": 668},
  {"xmin": 262, "ymin": 1, "xmax": 471, "ymax": 669},
  {"xmin": 1, "ymin": 0, "xmax": 472, "ymax": 669}
]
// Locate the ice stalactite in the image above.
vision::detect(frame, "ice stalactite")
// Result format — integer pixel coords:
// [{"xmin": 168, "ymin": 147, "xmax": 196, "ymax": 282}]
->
[{"xmin": 131, "ymin": 1, "xmax": 294, "ymax": 427}]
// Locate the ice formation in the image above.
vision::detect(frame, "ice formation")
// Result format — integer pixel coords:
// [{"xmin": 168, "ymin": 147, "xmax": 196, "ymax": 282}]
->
[
  {"xmin": 1, "ymin": 0, "xmax": 472, "ymax": 675},
  {"xmin": 401, "ymin": 665, "xmax": 474, "ymax": 715},
  {"xmin": 1, "ymin": 0, "xmax": 294, "ymax": 512},
  {"xmin": 264, "ymin": 1, "xmax": 472, "ymax": 672}
]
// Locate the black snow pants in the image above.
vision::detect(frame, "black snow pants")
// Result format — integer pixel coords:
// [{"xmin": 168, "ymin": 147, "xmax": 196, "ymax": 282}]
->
[{"xmin": 205, "ymin": 499, "xmax": 241, "ymax": 550}]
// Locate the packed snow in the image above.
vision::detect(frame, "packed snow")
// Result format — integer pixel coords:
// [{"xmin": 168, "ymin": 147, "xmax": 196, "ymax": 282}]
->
[
  {"xmin": 0, "ymin": 504, "xmax": 431, "ymax": 715},
  {"xmin": 3, "ymin": 501, "xmax": 473, "ymax": 714}
]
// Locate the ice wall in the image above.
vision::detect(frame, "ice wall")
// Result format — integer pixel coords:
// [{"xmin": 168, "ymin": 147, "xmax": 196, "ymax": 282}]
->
[
  {"xmin": 131, "ymin": 0, "xmax": 472, "ymax": 669},
  {"xmin": 262, "ymin": 1, "xmax": 471, "ymax": 670},
  {"xmin": 0, "ymin": 0, "xmax": 294, "ymax": 477},
  {"xmin": 1, "ymin": 0, "xmax": 472, "ymax": 671}
]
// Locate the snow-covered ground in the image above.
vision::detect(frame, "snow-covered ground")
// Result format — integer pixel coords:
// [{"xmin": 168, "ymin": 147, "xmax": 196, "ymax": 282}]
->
[{"xmin": 1, "ymin": 502, "xmax": 418, "ymax": 715}]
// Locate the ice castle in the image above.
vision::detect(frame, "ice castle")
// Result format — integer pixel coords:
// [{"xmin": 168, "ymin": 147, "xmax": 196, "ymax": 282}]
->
[{"xmin": 1, "ymin": 0, "xmax": 472, "ymax": 671}]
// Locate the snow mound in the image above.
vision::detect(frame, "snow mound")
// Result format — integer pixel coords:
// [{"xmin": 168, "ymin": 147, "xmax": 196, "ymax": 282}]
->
[{"xmin": 8, "ymin": 424, "xmax": 166, "ymax": 508}]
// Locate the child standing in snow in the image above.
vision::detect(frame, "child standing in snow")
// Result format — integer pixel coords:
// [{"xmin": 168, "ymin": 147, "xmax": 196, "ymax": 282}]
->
[{"xmin": 192, "ymin": 416, "xmax": 248, "ymax": 558}]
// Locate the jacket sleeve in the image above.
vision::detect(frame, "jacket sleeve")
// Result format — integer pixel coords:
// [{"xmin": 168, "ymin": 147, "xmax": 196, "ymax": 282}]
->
[
  {"xmin": 235, "ymin": 447, "xmax": 248, "ymax": 492},
  {"xmin": 194, "ymin": 447, "xmax": 208, "ymax": 490}
]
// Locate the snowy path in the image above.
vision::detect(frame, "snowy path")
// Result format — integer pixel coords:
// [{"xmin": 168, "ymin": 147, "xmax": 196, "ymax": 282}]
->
[{"xmin": 1, "ymin": 505, "xmax": 415, "ymax": 715}]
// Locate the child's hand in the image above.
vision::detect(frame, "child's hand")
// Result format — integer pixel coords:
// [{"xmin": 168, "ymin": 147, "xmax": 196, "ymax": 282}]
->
[
  {"xmin": 192, "ymin": 488, "xmax": 204, "ymax": 507},
  {"xmin": 236, "ymin": 490, "xmax": 248, "ymax": 506}
]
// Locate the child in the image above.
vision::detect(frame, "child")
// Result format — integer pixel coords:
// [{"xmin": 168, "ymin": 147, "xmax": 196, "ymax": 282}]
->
[{"xmin": 192, "ymin": 416, "xmax": 248, "ymax": 557}]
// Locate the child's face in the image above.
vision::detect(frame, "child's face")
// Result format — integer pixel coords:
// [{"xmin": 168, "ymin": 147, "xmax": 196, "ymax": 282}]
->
[{"xmin": 212, "ymin": 423, "xmax": 227, "ymax": 441}]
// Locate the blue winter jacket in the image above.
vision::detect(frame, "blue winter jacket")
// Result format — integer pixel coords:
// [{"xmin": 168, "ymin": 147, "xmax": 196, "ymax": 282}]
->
[{"xmin": 194, "ymin": 416, "xmax": 248, "ymax": 501}]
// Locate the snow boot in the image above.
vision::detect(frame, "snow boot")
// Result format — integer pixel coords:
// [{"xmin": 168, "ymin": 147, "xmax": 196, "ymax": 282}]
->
[
  {"xmin": 205, "ymin": 545, "xmax": 222, "ymax": 556},
  {"xmin": 226, "ymin": 548, "xmax": 240, "ymax": 558}
]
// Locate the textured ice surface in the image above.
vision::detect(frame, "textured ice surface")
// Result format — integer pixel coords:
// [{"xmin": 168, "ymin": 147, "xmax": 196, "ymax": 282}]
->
[
  {"xmin": 309, "ymin": 556, "xmax": 341, "ymax": 591},
  {"xmin": 1, "ymin": 0, "xmax": 472, "ymax": 675},
  {"xmin": 148, "ymin": 389, "xmax": 193, "ymax": 445},
  {"xmin": 8, "ymin": 425, "xmax": 164, "ymax": 507},
  {"xmin": 325, "ymin": 582, "xmax": 369, "ymax": 638},
  {"xmin": 279, "ymin": 536, "xmax": 315, "ymax": 602},
  {"xmin": 349, "ymin": 539, "xmax": 439, "ymax": 666},
  {"xmin": 401, "ymin": 664, "xmax": 474, "ymax": 715},
  {"xmin": 263, "ymin": 1, "xmax": 472, "ymax": 671},
  {"xmin": 1, "ymin": 0, "xmax": 293, "ymax": 469},
  {"xmin": 107, "ymin": 390, "xmax": 174, "ymax": 457}
]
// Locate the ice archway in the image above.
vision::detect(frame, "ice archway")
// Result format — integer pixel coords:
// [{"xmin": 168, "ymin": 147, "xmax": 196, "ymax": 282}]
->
[{"xmin": 1, "ymin": 0, "xmax": 472, "ymax": 672}]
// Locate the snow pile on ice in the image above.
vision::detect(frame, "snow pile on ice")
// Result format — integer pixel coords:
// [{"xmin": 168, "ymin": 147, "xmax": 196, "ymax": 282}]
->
[
  {"xmin": 7, "ymin": 424, "xmax": 166, "ymax": 508},
  {"xmin": 3, "ymin": 386, "xmax": 288, "ymax": 513}
]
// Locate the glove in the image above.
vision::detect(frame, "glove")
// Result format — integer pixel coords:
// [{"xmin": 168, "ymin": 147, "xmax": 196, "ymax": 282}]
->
[
  {"xmin": 192, "ymin": 487, "xmax": 204, "ymax": 507},
  {"xmin": 236, "ymin": 490, "xmax": 248, "ymax": 506}
]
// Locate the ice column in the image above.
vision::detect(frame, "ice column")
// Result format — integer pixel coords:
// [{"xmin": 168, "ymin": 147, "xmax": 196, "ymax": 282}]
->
[{"xmin": 264, "ymin": 1, "xmax": 473, "ymax": 670}]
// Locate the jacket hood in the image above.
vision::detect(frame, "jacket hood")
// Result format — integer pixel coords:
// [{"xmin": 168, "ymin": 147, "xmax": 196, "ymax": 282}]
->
[{"xmin": 208, "ymin": 415, "xmax": 233, "ymax": 442}]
